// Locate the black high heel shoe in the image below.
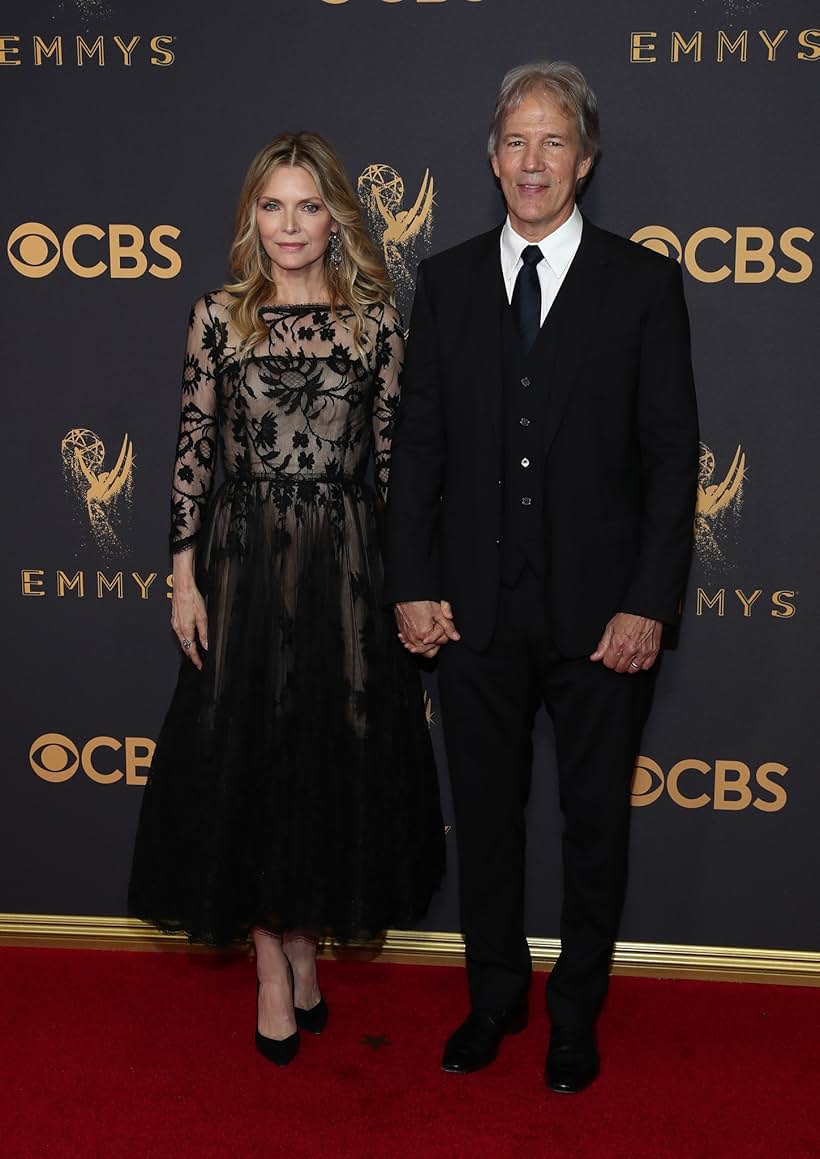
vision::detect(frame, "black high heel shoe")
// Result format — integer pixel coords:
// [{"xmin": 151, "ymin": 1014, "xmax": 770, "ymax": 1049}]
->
[
  {"xmin": 295, "ymin": 994, "xmax": 328, "ymax": 1035},
  {"xmin": 255, "ymin": 981, "xmax": 299, "ymax": 1066},
  {"xmin": 285, "ymin": 951, "xmax": 328, "ymax": 1034}
]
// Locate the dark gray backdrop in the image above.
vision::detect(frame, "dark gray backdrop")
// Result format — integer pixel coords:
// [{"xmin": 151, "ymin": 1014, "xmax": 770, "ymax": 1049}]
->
[{"xmin": 2, "ymin": 0, "xmax": 818, "ymax": 952}]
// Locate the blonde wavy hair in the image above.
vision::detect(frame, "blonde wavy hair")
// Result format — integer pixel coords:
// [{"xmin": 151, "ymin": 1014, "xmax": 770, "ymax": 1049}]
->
[{"xmin": 223, "ymin": 132, "xmax": 394, "ymax": 360}]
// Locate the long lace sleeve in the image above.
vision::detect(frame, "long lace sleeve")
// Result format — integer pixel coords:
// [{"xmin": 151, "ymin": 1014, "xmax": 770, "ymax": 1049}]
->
[
  {"xmin": 372, "ymin": 303, "xmax": 405, "ymax": 506},
  {"xmin": 169, "ymin": 295, "xmax": 221, "ymax": 553}
]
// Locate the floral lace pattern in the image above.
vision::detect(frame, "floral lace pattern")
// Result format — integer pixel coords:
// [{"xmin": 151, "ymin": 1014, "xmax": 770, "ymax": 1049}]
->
[
  {"xmin": 170, "ymin": 293, "xmax": 404, "ymax": 553},
  {"xmin": 131, "ymin": 291, "xmax": 444, "ymax": 944}
]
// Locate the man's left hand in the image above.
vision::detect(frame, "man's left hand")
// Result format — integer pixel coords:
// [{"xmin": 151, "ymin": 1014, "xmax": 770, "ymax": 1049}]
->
[{"xmin": 590, "ymin": 613, "xmax": 662, "ymax": 674}]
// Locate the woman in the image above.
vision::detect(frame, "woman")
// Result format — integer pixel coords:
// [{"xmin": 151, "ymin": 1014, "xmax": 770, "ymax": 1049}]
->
[{"xmin": 129, "ymin": 133, "xmax": 444, "ymax": 1067}]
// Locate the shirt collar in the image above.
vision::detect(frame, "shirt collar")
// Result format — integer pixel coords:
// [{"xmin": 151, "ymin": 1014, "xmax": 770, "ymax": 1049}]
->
[{"xmin": 500, "ymin": 204, "xmax": 583, "ymax": 281}]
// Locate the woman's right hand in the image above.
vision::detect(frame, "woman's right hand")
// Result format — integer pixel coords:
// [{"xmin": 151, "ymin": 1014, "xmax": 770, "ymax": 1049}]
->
[{"xmin": 171, "ymin": 568, "xmax": 208, "ymax": 670}]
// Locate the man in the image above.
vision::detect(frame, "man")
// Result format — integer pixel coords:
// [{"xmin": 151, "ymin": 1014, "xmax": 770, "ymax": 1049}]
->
[{"xmin": 384, "ymin": 60, "xmax": 698, "ymax": 1093}]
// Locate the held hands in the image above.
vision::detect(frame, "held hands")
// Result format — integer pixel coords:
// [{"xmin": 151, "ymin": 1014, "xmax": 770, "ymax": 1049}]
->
[
  {"xmin": 171, "ymin": 579, "xmax": 208, "ymax": 670},
  {"xmin": 590, "ymin": 612, "xmax": 662, "ymax": 674},
  {"xmin": 394, "ymin": 600, "xmax": 460, "ymax": 659}
]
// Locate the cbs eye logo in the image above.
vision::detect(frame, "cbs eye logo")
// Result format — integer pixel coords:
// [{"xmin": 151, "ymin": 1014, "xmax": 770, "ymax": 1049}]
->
[
  {"xmin": 7, "ymin": 222, "xmax": 181, "ymax": 279},
  {"xmin": 29, "ymin": 733, "xmax": 154, "ymax": 785},
  {"xmin": 631, "ymin": 225, "xmax": 813, "ymax": 283},
  {"xmin": 631, "ymin": 755, "xmax": 788, "ymax": 812}
]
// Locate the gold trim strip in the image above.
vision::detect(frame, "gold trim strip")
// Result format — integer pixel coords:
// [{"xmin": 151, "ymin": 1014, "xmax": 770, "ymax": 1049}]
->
[
  {"xmin": 371, "ymin": 930, "xmax": 820, "ymax": 985},
  {"xmin": 0, "ymin": 914, "xmax": 817, "ymax": 985}
]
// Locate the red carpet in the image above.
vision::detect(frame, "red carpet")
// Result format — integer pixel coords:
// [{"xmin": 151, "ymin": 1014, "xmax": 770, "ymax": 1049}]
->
[{"xmin": 1, "ymin": 947, "xmax": 818, "ymax": 1158}]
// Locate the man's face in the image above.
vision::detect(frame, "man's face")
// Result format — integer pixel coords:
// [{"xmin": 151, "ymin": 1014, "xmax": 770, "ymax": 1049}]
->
[{"xmin": 491, "ymin": 90, "xmax": 592, "ymax": 241}]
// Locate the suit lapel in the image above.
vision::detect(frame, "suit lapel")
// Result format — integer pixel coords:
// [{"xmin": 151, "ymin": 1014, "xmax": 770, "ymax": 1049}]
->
[
  {"xmin": 532, "ymin": 219, "xmax": 609, "ymax": 459},
  {"xmin": 466, "ymin": 227, "xmax": 505, "ymax": 450}
]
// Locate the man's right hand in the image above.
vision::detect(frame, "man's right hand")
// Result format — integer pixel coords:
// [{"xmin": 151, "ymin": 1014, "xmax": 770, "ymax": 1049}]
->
[{"xmin": 394, "ymin": 600, "xmax": 460, "ymax": 658}]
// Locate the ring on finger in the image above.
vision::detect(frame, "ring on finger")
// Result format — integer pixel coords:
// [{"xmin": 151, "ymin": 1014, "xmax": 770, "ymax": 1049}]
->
[
  {"xmin": 629, "ymin": 660, "xmax": 641, "ymax": 669},
  {"xmin": 181, "ymin": 638, "xmax": 191, "ymax": 650}
]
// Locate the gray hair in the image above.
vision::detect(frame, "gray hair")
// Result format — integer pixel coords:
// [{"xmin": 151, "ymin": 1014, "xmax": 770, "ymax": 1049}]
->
[{"xmin": 488, "ymin": 60, "xmax": 600, "ymax": 173}]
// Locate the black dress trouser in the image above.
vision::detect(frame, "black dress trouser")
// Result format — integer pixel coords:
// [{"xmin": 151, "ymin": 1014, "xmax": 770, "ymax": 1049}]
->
[{"xmin": 437, "ymin": 567, "xmax": 655, "ymax": 1030}]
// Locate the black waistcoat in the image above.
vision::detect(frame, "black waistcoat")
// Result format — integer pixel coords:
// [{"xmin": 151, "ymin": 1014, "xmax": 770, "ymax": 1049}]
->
[{"xmin": 500, "ymin": 306, "xmax": 550, "ymax": 586}]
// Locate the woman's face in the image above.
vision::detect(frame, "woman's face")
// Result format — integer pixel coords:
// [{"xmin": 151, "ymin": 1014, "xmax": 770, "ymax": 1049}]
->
[{"xmin": 255, "ymin": 164, "xmax": 337, "ymax": 277}]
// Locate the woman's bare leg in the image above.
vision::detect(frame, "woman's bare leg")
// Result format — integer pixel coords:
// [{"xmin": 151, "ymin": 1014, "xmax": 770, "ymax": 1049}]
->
[
  {"xmin": 283, "ymin": 932, "xmax": 322, "ymax": 1011},
  {"xmin": 252, "ymin": 927, "xmax": 296, "ymax": 1040}
]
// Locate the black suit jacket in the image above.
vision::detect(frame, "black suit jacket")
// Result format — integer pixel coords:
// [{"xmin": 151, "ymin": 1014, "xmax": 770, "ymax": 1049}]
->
[{"xmin": 384, "ymin": 217, "xmax": 699, "ymax": 656}]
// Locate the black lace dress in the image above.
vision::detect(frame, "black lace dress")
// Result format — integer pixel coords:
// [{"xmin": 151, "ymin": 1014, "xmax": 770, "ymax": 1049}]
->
[{"xmin": 128, "ymin": 293, "xmax": 444, "ymax": 944}]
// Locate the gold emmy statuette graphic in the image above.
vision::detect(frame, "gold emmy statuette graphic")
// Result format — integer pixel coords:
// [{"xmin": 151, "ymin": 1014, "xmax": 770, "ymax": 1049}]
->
[
  {"xmin": 695, "ymin": 442, "xmax": 746, "ymax": 568},
  {"xmin": 61, "ymin": 428, "xmax": 135, "ymax": 555},
  {"xmin": 357, "ymin": 164, "xmax": 435, "ymax": 323},
  {"xmin": 697, "ymin": 443, "xmax": 745, "ymax": 517}
]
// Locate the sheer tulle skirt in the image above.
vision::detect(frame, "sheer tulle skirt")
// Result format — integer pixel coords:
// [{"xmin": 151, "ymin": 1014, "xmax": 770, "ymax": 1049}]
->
[{"xmin": 129, "ymin": 478, "xmax": 444, "ymax": 945}]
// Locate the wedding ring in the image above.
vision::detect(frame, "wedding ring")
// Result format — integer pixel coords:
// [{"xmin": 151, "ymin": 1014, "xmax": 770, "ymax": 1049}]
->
[
  {"xmin": 182, "ymin": 638, "xmax": 191, "ymax": 650},
  {"xmin": 630, "ymin": 660, "xmax": 640, "ymax": 669}
]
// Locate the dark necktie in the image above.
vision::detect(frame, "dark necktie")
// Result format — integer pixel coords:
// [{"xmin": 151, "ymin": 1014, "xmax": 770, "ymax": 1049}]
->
[{"xmin": 511, "ymin": 244, "xmax": 543, "ymax": 351}]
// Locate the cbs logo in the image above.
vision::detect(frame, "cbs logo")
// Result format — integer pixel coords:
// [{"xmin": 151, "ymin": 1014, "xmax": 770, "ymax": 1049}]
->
[
  {"xmin": 29, "ymin": 733, "xmax": 154, "ymax": 785},
  {"xmin": 631, "ymin": 225, "xmax": 813, "ymax": 283},
  {"xmin": 631, "ymin": 756, "xmax": 788, "ymax": 812},
  {"xmin": 7, "ymin": 222, "xmax": 181, "ymax": 279}
]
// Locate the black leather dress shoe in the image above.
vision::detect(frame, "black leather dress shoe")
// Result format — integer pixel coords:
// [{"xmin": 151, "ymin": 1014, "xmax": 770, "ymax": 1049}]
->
[
  {"xmin": 441, "ymin": 1000, "xmax": 528, "ymax": 1074},
  {"xmin": 545, "ymin": 1027, "xmax": 600, "ymax": 1093}
]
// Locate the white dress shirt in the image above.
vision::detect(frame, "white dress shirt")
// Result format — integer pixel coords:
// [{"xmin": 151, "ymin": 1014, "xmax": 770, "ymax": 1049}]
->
[{"xmin": 500, "ymin": 204, "xmax": 584, "ymax": 325}]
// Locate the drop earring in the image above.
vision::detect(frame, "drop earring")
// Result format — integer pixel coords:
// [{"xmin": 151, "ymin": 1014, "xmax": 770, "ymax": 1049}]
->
[{"xmin": 329, "ymin": 231, "xmax": 342, "ymax": 270}]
